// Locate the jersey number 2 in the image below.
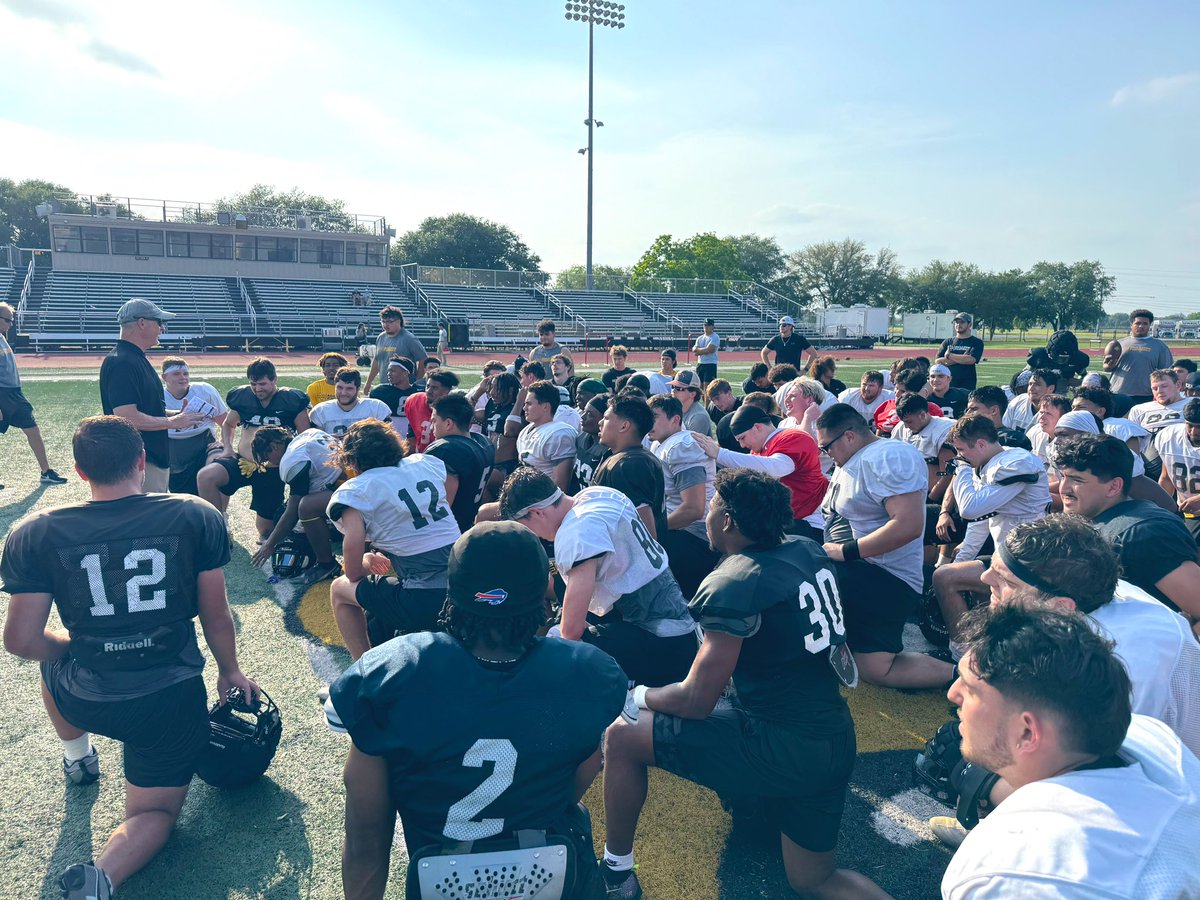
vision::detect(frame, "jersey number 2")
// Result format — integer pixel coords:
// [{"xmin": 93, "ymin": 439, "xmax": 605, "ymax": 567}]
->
[
  {"xmin": 397, "ymin": 480, "xmax": 450, "ymax": 530},
  {"xmin": 80, "ymin": 549, "xmax": 167, "ymax": 617},
  {"xmin": 443, "ymin": 738, "xmax": 517, "ymax": 841}
]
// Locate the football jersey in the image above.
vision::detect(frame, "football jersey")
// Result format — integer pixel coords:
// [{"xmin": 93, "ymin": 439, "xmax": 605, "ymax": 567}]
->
[
  {"xmin": 482, "ymin": 399, "xmax": 514, "ymax": 447},
  {"xmin": 426, "ymin": 433, "xmax": 495, "ymax": 533},
  {"xmin": 369, "ymin": 383, "xmax": 421, "ymax": 437},
  {"xmin": 279, "ymin": 429, "xmax": 341, "ymax": 496},
  {"xmin": 0, "ymin": 493, "xmax": 228, "ymax": 701},
  {"xmin": 941, "ymin": 716, "xmax": 1200, "ymax": 900},
  {"xmin": 1155, "ymin": 424, "xmax": 1200, "ymax": 508},
  {"xmin": 1001, "ymin": 393, "xmax": 1037, "ymax": 431},
  {"xmin": 873, "ymin": 398, "xmax": 943, "ymax": 435},
  {"xmin": 555, "ymin": 487, "xmax": 694, "ymax": 636},
  {"xmin": 892, "ymin": 415, "xmax": 955, "ymax": 465},
  {"xmin": 572, "ymin": 431, "xmax": 609, "ymax": 493},
  {"xmin": 691, "ymin": 538, "xmax": 854, "ymax": 732},
  {"xmin": 952, "ymin": 447, "xmax": 1049, "ymax": 562},
  {"xmin": 837, "ymin": 386, "xmax": 894, "ymax": 421},
  {"xmin": 555, "ymin": 404, "xmax": 583, "ymax": 432},
  {"xmin": 329, "ymin": 455, "xmax": 461, "ymax": 557},
  {"xmin": 1131, "ymin": 399, "xmax": 1189, "ymax": 459},
  {"xmin": 329, "ymin": 633, "xmax": 627, "ymax": 852},
  {"xmin": 226, "ymin": 385, "xmax": 310, "ymax": 431},
  {"xmin": 306, "ymin": 378, "xmax": 336, "ymax": 407},
  {"xmin": 1092, "ymin": 581, "xmax": 1200, "ymax": 756},
  {"xmin": 164, "ymin": 381, "xmax": 226, "ymax": 440},
  {"xmin": 1104, "ymin": 416, "xmax": 1151, "ymax": 454},
  {"xmin": 404, "ymin": 392, "xmax": 436, "ymax": 453},
  {"xmin": 516, "ymin": 421, "xmax": 577, "ymax": 476},
  {"xmin": 309, "ymin": 396, "xmax": 391, "ymax": 437},
  {"xmin": 591, "ymin": 446, "xmax": 668, "ymax": 537},
  {"xmin": 823, "ymin": 438, "xmax": 927, "ymax": 592},
  {"xmin": 652, "ymin": 430, "xmax": 715, "ymax": 541}
]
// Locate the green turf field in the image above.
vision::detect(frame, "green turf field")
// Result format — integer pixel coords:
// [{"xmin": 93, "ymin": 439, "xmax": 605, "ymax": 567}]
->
[{"xmin": 0, "ymin": 361, "xmax": 1013, "ymax": 899}]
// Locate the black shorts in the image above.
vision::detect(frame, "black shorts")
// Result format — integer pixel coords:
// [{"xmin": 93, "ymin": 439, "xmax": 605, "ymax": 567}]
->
[
  {"xmin": 355, "ymin": 575, "xmax": 448, "ymax": 646},
  {"xmin": 0, "ymin": 386, "xmax": 36, "ymax": 432},
  {"xmin": 582, "ymin": 614, "xmax": 697, "ymax": 687},
  {"xmin": 925, "ymin": 504, "xmax": 966, "ymax": 546},
  {"xmin": 1185, "ymin": 515, "xmax": 1200, "ymax": 545},
  {"xmin": 660, "ymin": 529, "xmax": 719, "ymax": 599},
  {"xmin": 696, "ymin": 363, "xmax": 717, "ymax": 383},
  {"xmin": 215, "ymin": 456, "xmax": 286, "ymax": 517},
  {"xmin": 834, "ymin": 559, "xmax": 920, "ymax": 655},
  {"xmin": 41, "ymin": 662, "xmax": 209, "ymax": 788},
  {"xmin": 653, "ymin": 701, "xmax": 855, "ymax": 852}
]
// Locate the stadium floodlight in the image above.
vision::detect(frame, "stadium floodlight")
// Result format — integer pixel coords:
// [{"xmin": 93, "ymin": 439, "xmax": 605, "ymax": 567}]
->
[{"xmin": 563, "ymin": 0, "xmax": 628, "ymax": 291}]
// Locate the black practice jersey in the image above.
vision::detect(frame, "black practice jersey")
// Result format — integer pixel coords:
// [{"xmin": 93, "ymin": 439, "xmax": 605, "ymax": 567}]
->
[
  {"xmin": 930, "ymin": 388, "xmax": 969, "ymax": 419},
  {"xmin": 226, "ymin": 385, "xmax": 310, "ymax": 431},
  {"xmin": 592, "ymin": 446, "xmax": 668, "ymax": 537},
  {"xmin": 0, "ymin": 494, "xmax": 229, "ymax": 699},
  {"xmin": 426, "ymin": 433, "xmax": 495, "ymax": 532},
  {"xmin": 370, "ymin": 383, "xmax": 420, "ymax": 417},
  {"xmin": 1093, "ymin": 499, "xmax": 1198, "ymax": 611},
  {"xmin": 483, "ymin": 399, "xmax": 515, "ymax": 442},
  {"xmin": 329, "ymin": 631, "xmax": 627, "ymax": 852},
  {"xmin": 691, "ymin": 538, "xmax": 853, "ymax": 732},
  {"xmin": 572, "ymin": 432, "xmax": 609, "ymax": 493},
  {"xmin": 996, "ymin": 426, "xmax": 1033, "ymax": 451}
]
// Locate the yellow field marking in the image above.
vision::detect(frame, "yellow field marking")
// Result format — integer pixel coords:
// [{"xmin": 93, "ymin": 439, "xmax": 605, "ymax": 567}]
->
[{"xmin": 297, "ymin": 581, "xmax": 345, "ymax": 647}]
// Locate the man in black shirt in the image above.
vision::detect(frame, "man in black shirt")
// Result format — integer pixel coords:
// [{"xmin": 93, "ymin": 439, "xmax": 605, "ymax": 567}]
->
[
  {"xmin": 742, "ymin": 362, "xmax": 772, "ymax": 397},
  {"xmin": 928, "ymin": 363, "xmax": 968, "ymax": 418},
  {"xmin": 1056, "ymin": 433, "xmax": 1200, "ymax": 621},
  {"xmin": 602, "ymin": 344, "xmax": 635, "ymax": 391},
  {"xmin": 593, "ymin": 395, "xmax": 667, "ymax": 539},
  {"xmin": 100, "ymin": 299, "xmax": 205, "ymax": 492},
  {"xmin": 601, "ymin": 470, "xmax": 885, "ymax": 900},
  {"xmin": 760, "ymin": 315, "xmax": 814, "ymax": 370},
  {"xmin": 368, "ymin": 356, "xmax": 420, "ymax": 438},
  {"xmin": 572, "ymin": 395, "xmax": 609, "ymax": 492},
  {"xmin": 425, "ymin": 394, "xmax": 495, "ymax": 532},
  {"xmin": 0, "ymin": 416, "xmax": 257, "ymax": 900},
  {"xmin": 937, "ymin": 312, "xmax": 985, "ymax": 391}
]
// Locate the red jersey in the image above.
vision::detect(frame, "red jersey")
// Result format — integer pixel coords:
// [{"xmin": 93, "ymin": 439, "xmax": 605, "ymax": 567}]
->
[
  {"xmin": 760, "ymin": 429, "xmax": 828, "ymax": 520},
  {"xmin": 403, "ymin": 393, "xmax": 436, "ymax": 453},
  {"xmin": 873, "ymin": 398, "xmax": 943, "ymax": 436}
]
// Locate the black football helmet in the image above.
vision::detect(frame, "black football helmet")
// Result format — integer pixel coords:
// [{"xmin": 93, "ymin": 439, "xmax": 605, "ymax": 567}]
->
[
  {"xmin": 195, "ymin": 687, "xmax": 282, "ymax": 789},
  {"xmin": 271, "ymin": 532, "xmax": 313, "ymax": 579},
  {"xmin": 913, "ymin": 719, "xmax": 962, "ymax": 806}
]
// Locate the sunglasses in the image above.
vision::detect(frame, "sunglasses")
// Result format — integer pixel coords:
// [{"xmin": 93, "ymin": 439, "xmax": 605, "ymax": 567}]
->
[
  {"xmin": 0, "ymin": 316, "xmax": 13, "ymax": 324},
  {"xmin": 818, "ymin": 429, "xmax": 851, "ymax": 453},
  {"xmin": 671, "ymin": 385, "xmax": 695, "ymax": 393}
]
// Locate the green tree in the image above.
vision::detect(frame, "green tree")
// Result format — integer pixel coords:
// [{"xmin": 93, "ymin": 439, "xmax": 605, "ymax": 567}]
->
[
  {"xmin": 629, "ymin": 233, "xmax": 747, "ymax": 292},
  {"xmin": 902, "ymin": 260, "xmax": 981, "ymax": 315},
  {"xmin": 391, "ymin": 213, "xmax": 542, "ymax": 272},
  {"xmin": 0, "ymin": 178, "xmax": 87, "ymax": 247},
  {"xmin": 724, "ymin": 233, "xmax": 786, "ymax": 284},
  {"xmin": 552, "ymin": 264, "xmax": 629, "ymax": 291},
  {"xmin": 209, "ymin": 184, "xmax": 357, "ymax": 232},
  {"xmin": 1027, "ymin": 260, "xmax": 1115, "ymax": 330},
  {"xmin": 968, "ymin": 269, "xmax": 1033, "ymax": 339},
  {"xmin": 786, "ymin": 238, "xmax": 901, "ymax": 309}
]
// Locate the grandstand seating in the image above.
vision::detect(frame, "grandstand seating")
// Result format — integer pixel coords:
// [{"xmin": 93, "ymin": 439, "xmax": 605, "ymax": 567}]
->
[
  {"xmin": 547, "ymin": 290, "xmax": 674, "ymax": 340},
  {"xmin": 638, "ymin": 292, "xmax": 774, "ymax": 340},
  {"xmin": 0, "ymin": 267, "xmax": 14, "ymax": 304},
  {"xmin": 249, "ymin": 278, "xmax": 435, "ymax": 341},
  {"xmin": 415, "ymin": 284, "xmax": 556, "ymax": 339}
]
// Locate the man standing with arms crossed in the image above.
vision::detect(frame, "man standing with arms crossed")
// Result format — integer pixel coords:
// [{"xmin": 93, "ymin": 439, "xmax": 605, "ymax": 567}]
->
[
  {"xmin": 936, "ymin": 312, "xmax": 984, "ymax": 392},
  {"xmin": 0, "ymin": 300, "xmax": 68, "ymax": 485},
  {"xmin": 692, "ymin": 317, "xmax": 720, "ymax": 392}
]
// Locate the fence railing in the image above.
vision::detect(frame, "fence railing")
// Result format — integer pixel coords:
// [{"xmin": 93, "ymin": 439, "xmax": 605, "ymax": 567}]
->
[
  {"xmin": 237, "ymin": 276, "xmax": 257, "ymax": 332},
  {"xmin": 16, "ymin": 257, "xmax": 34, "ymax": 331},
  {"xmin": 410, "ymin": 278, "xmax": 445, "ymax": 322}
]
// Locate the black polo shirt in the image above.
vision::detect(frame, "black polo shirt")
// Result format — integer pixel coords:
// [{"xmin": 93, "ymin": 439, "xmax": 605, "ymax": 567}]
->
[
  {"xmin": 100, "ymin": 339, "xmax": 168, "ymax": 468},
  {"xmin": 765, "ymin": 333, "xmax": 811, "ymax": 368},
  {"xmin": 1092, "ymin": 498, "xmax": 1198, "ymax": 611}
]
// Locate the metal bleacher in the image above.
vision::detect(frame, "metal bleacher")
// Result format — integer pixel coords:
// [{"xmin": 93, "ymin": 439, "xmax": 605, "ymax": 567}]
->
[
  {"xmin": 415, "ymin": 284, "xmax": 558, "ymax": 339},
  {"xmin": 249, "ymin": 278, "xmax": 435, "ymax": 343},
  {"xmin": 638, "ymin": 292, "xmax": 775, "ymax": 341},
  {"xmin": 547, "ymin": 290, "xmax": 674, "ymax": 340}
]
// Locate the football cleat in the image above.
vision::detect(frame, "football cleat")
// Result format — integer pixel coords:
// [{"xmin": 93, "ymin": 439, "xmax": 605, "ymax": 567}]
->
[
  {"xmin": 63, "ymin": 747, "xmax": 100, "ymax": 786},
  {"xmin": 58, "ymin": 863, "xmax": 112, "ymax": 900},
  {"xmin": 41, "ymin": 469, "xmax": 68, "ymax": 485},
  {"xmin": 600, "ymin": 862, "xmax": 643, "ymax": 900},
  {"xmin": 928, "ymin": 815, "xmax": 968, "ymax": 849},
  {"xmin": 290, "ymin": 559, "xmax": 342, "ymax": 588}
]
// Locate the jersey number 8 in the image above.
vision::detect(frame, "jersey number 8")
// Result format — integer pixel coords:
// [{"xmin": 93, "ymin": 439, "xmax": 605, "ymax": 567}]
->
[{"xmin": 1171, "ymin": 463, "xmax": 1200, "ymax": 496}]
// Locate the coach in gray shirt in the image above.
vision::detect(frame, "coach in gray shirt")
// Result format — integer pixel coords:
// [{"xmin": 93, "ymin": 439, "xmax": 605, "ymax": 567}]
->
[
  {"xmin": 364, "ymin": 305, "xmax": 428, "ymax": 393},
  {"xmin": 1105, "ymin": 308, "xmax": 1173, "ymax": 404}
]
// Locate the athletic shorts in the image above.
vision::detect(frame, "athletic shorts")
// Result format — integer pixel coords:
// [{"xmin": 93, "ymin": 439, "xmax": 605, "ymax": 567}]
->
[
  {"xmin": 1185, "ymin": 515, "xmax": 1200, "ymax": 545},
  {"xmin": 696, "ymin": 363, "xmax": 717, "ymax": 383},
  {"xmin": 41, "ymin": 661, "xmax": 209, "ymax": 788},
  {"xmin": 0, "ymin": 386, "xmax": 36, "ymax": 432},
  {"xmin": 169, "ymin": 432, "xmax": 220, "ymax": 495},
  {"xmin": 660, "ymin": 529, "xmax": 719, "ymax": 599},
  {"xmin": 582, "ymin": 612, "xmax": 697, "ymax": 687},
  {"xmin": 355, "ymin": 575, "xmax": 448, "ymax": 646},
  {"xmin": 214, "ymin": 456, "xmax": 286, "ymax": 517},
  {"xmin": 653, "ymin": 700, "xmax": 855, "ymax": 852},
  {"xmin": 834, "ymin": 559, "xmax": 920, "ymax": 655},
  {"xmin": 925, "ymin": 504, "xmax": 966, "ymax": 546}
]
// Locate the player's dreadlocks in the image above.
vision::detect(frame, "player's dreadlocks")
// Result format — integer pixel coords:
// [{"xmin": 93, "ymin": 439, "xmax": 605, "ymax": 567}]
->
[
  {"xmin": 713, "ymin": 468, "xmax": 792, "ymax": 548},
  {"xmin": 437, "ymin": 599, "xmax": 548, "ymax": 655},
  {"xmin": 251, "ymin": 425, "xmax": 292, "ymax": 463}
]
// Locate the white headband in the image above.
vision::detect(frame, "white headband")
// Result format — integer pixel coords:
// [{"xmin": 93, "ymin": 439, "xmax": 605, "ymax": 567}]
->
[
  {"xmin": 163, "ymin": 363, "xmax": 189, "ymax": 375},
  {"xmin": 511, "ymin": 488, "xmax": 563, "ymax": 520}
]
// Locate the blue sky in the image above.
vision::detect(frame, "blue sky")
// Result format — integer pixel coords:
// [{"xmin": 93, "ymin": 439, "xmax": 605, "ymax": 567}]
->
[{"xmin": 1, "ymin": 0, "xmax": 1197, "ymax": 313}]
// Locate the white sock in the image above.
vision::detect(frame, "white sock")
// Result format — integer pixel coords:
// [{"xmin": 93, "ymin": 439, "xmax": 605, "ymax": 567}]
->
[
  {"xmin": 603, "ymin": 847, "xmax": 635, "ymax": 872},
  {"xmin": 62, "ymin": 733, "xmax": 93, "ymax": 762},
  {"xmin": 950, "ymin": 640, "xmax": 968, "ymax": 663}
]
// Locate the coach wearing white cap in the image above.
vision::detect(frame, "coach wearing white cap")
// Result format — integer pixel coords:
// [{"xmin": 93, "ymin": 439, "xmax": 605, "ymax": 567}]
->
[
  {"xmin": 100, "ymin": 299, "xmax": 204, "ymax": 492},
  {"xmin": 761, "ymin": 315, "xmax": 814, "ymax": 370}
]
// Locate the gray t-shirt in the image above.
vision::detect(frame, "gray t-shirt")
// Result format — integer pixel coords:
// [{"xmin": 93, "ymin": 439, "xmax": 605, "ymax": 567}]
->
[
  {"xmin": 695, "ymin": 332, "xmax": 720, "ymax": 364},
  {"xmin": 1111, "ymin": 336, "xmax": 1173, "ymax": 397},
  {"xmin": 0, "ymin": 331, "xmax": 19, "ymax": 388},
  {"xmin": 529, "ymin": 342, "xmax": 565, "ymax": 363},
  {"xmin": 376, "ymin": 328, "xmax": 428, "ymax": 366},
  {"xmin": 681, "ymin": 403, "xmax": 714, "ymax": 437}
]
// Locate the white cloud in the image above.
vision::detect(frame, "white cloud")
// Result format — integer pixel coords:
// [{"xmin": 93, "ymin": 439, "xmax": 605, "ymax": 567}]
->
[{"xmin": 1110, "ymin": 72, "xmax": 1200, "ymax": 107}]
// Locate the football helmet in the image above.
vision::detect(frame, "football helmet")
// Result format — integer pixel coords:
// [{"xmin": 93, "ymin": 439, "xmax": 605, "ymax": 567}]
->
[
  {"xmin": 913, "ymin": 719, "xmax": 962, "ymax": 806},
  {"xmin": 195, "ymin": 687, "xmax": 282, "ymax": 788},
  {"xmin": 271, "ymin": 532, "xmax": 314, "ymax": 579}
]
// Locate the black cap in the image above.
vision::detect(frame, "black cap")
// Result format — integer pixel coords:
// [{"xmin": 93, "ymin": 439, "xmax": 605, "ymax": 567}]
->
[
  {"xmin": 1185, "ymin": 398, "xmax": 1200, "ymax": 425},
  {"xmin": 703, "ymin": 317, "xmax": 716, "ymax": 326},
  {"xmin": 447, "ymin": 522, "xmax": 549, "ymax": 619},
  {"xmin": 728, "ymin": 404, "xmax": 780, "ymax": 436},
  {"xmin": 1186, "ymin": 372, "xmax": 1200, "ymax": 390}
]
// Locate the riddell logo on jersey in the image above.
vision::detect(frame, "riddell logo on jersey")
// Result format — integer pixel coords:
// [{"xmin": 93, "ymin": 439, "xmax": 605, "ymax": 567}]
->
[{"xmin": 104, "ymin": 637, "xmax": 153, "ymax": 652}]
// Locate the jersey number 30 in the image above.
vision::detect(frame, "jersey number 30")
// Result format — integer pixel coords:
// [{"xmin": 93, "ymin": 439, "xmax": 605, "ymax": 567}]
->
[
  {"xmin": 80, "ymin": 549, "xmax": 168, "ymax": 617},
  {"xmin": 797, "ymin": 569, "xmax": 846, "ymax": 654},
  {"xmin": 443, "ymin": 738, "xmax": 517, "ymax": 841}
]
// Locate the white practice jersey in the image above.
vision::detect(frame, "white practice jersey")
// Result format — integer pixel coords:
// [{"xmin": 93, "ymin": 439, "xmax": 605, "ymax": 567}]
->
[
  {"xmin": 328, "ymin": 454, "xmax": 461, "ymax": 557},
  {"xmin": 309, "ymin": 397, "xmax": 392, "ymax": 437},
  {"xmin": 823, "ymin": 438, "xmax": 927, "ymax": 592},
  {"xmin": 516, "ymin": 420, "xmax": 577, "ymax": 476},
  {"xmin": 1001, "ymin": 393, "xmax": 1037, "ymax": 432},
  {"xmin": 837, "ymin": 386, "xmax": 893, "ymax": 421},
  {"xmin": 1092, "ymin": 580, "xmax": 1200, "ymax": 756},
  {"xmin": 1104, "ymin": 416, "xmax": 1150, "ymax": 454},
  {"xmin": 1027, "ymin": 424, "xmax": 1052, "ymax": 465},
  {"xmin": 554, "ymin": 404, "xmax": 583, "ymax": 431},
  {"xmin": 892, "ymin": 415, "xmax": 954, "ymax": 465},
  {"xmin": 279, "ymin": 428, "xmax": 341, "ymax": 494},
  {"xmin": 164, "ymin": 381, "xmax": 226, "ymax": 440},
  {"xmin": 554, "ymin": 487, "xmax": 693, "ymax": 635},
  {"xmin": 942, "ymin": 715, "xmax": 1200, "ymax": 900},
  {"xmin": 952, "ymin": 447, "xmax": 1049, "ymax": 561},
  {"xmin": 1155, "ymin": 423, "xmax": 1200, "ymax": 506},
  {"xmin": 1131, "ymin": 399, "xmax": 1189, "ymax": 461},
  {"xmin": 652, "ymin": 430, "xmax": 716, "ymax": 541}
]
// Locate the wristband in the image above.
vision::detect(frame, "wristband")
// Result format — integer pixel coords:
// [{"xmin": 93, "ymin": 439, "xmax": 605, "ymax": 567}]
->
[
  {"xmin": 632, "ymin": 684, "xmax": 650, "ymax": 709},
  {"xmin": 841, "ymin": 539, "xmax": 861, "ymax": 562},
  {"xmin": 505, "ymin": 414, "xmax": 523, "ymax": 425}
]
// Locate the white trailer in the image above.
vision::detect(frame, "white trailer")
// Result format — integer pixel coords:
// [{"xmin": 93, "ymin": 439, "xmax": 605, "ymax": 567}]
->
[
  {"xmin": 902, "ymin": 310, "xmax": 960, "ymax": 342},
  {"xmin": 818, "ymin": 305, "xmax": 890, "ymax": 339}
]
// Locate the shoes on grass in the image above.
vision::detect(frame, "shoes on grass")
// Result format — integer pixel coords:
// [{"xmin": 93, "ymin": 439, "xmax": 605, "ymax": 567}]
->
[
  {"xmin": 601, "ymin": 862, "xmax": 642, "ymax": 899},
  {"xmin": 290, "ymin": 559, "xmax": 342, "ymax": 588},
  {"xmin": 63, "ymin": 747, "xmax": 100, "ymax": 786},
  {"xmin": 41, "ymin": 469, "xmax": 68, "ymax": 485},
  {"xmin": 928, "ymin": 815, "xmax": 968, "ymax": 848},
  {"xmin": 58, "ymin": 863, "xmax": 112, "ymax": 899}
]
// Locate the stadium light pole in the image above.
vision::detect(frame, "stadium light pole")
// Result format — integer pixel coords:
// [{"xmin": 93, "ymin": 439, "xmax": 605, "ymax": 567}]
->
[{"xmin": 564, "ymin": 1, "xmax": 626, "ymax": 291}]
